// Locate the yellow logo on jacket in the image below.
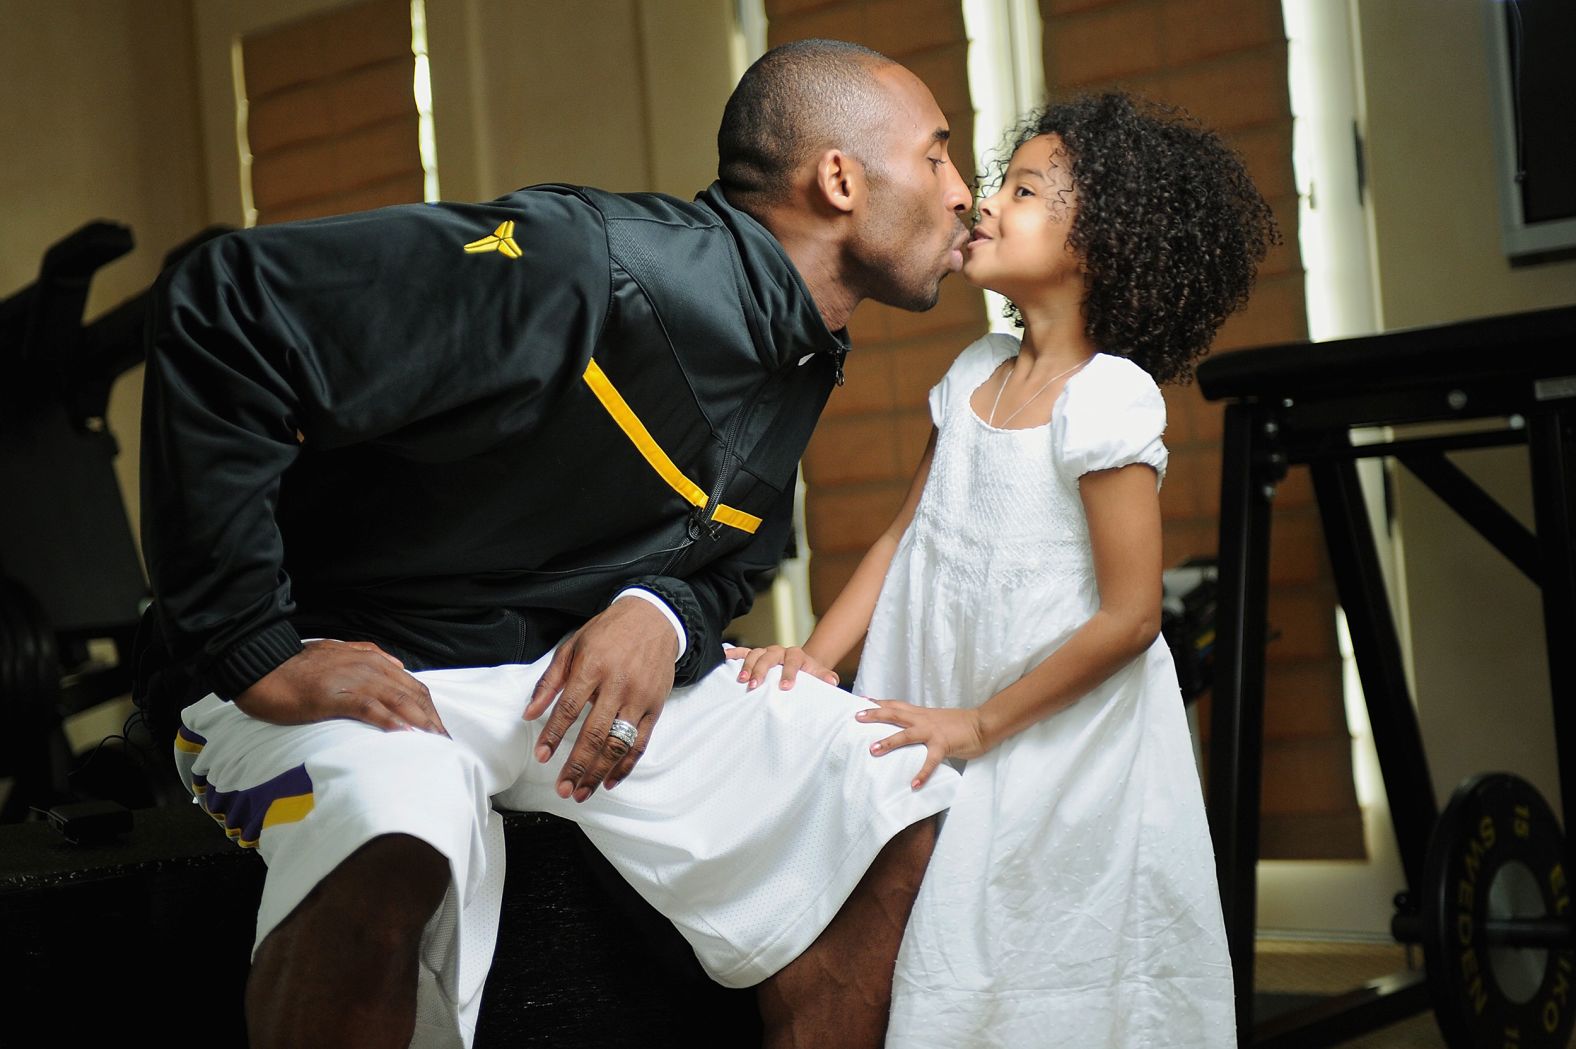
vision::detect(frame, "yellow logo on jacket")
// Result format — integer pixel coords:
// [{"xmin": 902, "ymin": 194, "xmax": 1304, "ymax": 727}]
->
[{"xmin": 464, "ymin": 221, "xmax": 521, "ymax": 258}]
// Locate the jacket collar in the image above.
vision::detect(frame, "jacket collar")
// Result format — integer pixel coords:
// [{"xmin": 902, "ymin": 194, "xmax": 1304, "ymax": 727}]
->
[{"xmin": 695, "ymin": 182, "xmax": 850, "ymax": 381}]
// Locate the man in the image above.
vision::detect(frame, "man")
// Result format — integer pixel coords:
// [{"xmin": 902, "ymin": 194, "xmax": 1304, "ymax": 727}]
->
[{"xmin": 140, "ymin": 39, "xmax": 972, "ymax": 1049}]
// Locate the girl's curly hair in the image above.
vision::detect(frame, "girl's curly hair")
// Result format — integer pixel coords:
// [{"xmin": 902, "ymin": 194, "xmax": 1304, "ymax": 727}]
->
[{"xmin": 986, "ymin": 93, "xmax": 1280, "ymax": 384}]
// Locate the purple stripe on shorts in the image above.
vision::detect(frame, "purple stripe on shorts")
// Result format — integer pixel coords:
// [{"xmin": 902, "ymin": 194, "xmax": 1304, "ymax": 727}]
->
[
  {"xmin": 176, "ymin": 725, "xmax": 207, "ymax": 747},
  {"xmin": 200, "ymin": 764, "xmax": 314, "ymax": 845}
]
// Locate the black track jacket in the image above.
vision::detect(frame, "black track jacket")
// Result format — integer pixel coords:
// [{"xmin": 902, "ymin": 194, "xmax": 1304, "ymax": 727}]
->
[{"xmin": 140, "ymin": 182, "xmax": 848, "ymax": 701}]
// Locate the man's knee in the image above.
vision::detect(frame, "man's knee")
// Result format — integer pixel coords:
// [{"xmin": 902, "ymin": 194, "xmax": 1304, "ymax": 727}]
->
[
  {"xmin": 871, "ymin": 815, "xmax": 938, "ymax": 895},
  {"xmin": 257, "ymin": 833, "xmax": 450, "ymax": 965},
  {"xmin": 248, "ymin": 835, "xmax": 450, "ymax": 1046}
]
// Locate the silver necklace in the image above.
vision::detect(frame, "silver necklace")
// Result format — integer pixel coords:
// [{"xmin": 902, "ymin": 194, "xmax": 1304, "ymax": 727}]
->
[{"xmin": 987, "ymin": 356, "xmax": 1091, "ymax": 427}]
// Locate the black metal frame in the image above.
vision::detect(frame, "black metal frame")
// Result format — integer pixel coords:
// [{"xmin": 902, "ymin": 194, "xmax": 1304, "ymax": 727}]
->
[{"xmin": 1198, "ymin": 305, "xmax": 1576, "ymax": 1046}]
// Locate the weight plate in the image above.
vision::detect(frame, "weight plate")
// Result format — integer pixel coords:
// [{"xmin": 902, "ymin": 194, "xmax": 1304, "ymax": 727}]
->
[{"xmin": 1423, "ymin": 772, "xmax": 1576, "ymax": 1049}]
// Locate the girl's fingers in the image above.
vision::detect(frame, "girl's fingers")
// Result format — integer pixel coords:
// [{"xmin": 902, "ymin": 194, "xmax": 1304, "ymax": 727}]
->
[
  {"xmin": 740, "ymin": 648, "xmax": 772, "ymax": 685},
  {"xmin": 855, "ymin": 705, "xmax": 908, "ymax": 727},
  {"xmin": 869, "ymin": 729, "xmax": 911, "ymax": 755},
  {"xmin": 781, "ymin": 651, "xmax": 805, "ymax": 689},
  {"xmin": 912, "ymin": 746, "xmax": 946, "ymax": 790},
  {"xmin": 746, "ymin": 651, "xmax": 770, "ymax": 689}
]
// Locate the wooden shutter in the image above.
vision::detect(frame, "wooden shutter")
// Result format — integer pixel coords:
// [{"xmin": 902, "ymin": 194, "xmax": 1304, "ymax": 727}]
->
[
  {"xmin": 767, "ymin": 0, "xmax": 990, "ymax": 676},
  {"xmin": 1036, "ymin": 0, "xmax": 1360, "ymax": 859},
  {"xmin": 240, "ymin": 0, "xmax": 423, "ymax": 225}
]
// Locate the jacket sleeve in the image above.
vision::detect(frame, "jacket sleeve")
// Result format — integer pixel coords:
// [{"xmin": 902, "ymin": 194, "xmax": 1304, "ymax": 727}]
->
[
  {"xmin": 141, "ymin": 190, "xmax": 612, "ymax": 699},
  {"xmin": 623, "ymin": 484, "xmax": 797, "ymax": 686}
]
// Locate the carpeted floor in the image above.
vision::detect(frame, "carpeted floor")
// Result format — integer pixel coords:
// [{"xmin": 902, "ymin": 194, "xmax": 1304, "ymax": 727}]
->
[
  {"xmin": 1256, "ymin": 938, "xmax": 1441, "ymax": 1047},
  {"xmin": 1255, "ymin": 938, "xmax": 1576, "ymax": 1048}
]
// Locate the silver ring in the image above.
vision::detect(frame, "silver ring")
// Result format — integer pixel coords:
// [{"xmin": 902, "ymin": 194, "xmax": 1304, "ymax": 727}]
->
[{"xmin": 607, "ymin": 718, "xmax": 638, "ymax": 750}]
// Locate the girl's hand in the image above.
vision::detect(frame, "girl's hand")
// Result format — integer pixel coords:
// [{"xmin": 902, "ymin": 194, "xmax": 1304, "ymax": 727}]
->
[
  {"xmin": 856, "ymin": 701, "xmax": 988, "ymax": 789},
  {"xmin": 723, "ymin": 645, "xmax": 840, "ymax": 691}
]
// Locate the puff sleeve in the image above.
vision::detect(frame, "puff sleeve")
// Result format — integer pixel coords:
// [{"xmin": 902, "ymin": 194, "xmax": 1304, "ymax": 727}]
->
[
  {"xmin": 1054, "ymin": 355, "xmax": 1169, "ymax": 487},
  {"xmin": 928, "ymin": 333, "xmax": 1017, "ymax": 427}
]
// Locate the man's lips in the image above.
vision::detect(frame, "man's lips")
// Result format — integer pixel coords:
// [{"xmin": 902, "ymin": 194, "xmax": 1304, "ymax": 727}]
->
[{"xmin": 944, "ymin": 229, "xmax": 970, "ymax": 271}]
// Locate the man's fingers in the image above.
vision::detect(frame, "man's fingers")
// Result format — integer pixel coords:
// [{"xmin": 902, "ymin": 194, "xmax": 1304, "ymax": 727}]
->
[
  {"xmin": 536, "ymin": 656, "xmax": 597, "ymax": 763},
  {"xmin": 535, "ymin": 686, "xmax": 588, "ymax": 763},
  {"xmin": 557, "ymin": 697, "xmax": 626, "ymax": 802},
  {"xmin": 313, "ymin": 655, "xmax": 446, "ymax": 735},
  {"xmin": 377, "ymin": 675, "xmax": 448, "ymax": 736},
  {"xmin": 341, "ymin": 640, "xmax": 406, "ymax": 668},
  {"xmin": 604, "ymin": 722, "xmax": 650, "ymax": 790},
  {"xmin": 525, "ymin": 641, "xmax": 576, "ymax": 722},
  {"xmin": 339, "ymin": 691, "xmax": 412, "ymax": 733}
]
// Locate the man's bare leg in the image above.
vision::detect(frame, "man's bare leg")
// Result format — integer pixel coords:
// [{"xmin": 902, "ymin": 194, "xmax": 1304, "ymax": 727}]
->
[
  {"xmin": 757, "ymin": 816, "xmax": 938, "ymax": 1049},
  {"xmin": 246, "ymin": 834, "xmax": 451, "ymax": 1049}
]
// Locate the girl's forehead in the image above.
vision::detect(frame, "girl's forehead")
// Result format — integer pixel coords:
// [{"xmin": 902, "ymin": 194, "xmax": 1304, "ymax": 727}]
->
[
  {"xmin": 1012, "ymin": 133, "xmax": 1069, "ymax": 169},
  {"xmin": 1007, "ymin": 134, "xmax": 1076, "ymax": 196}
]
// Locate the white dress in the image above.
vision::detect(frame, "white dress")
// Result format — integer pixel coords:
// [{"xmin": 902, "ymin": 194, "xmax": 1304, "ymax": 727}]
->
[{"xmin": 857, "ymin": 334, "xmax": 1235, "ymax": 1049}]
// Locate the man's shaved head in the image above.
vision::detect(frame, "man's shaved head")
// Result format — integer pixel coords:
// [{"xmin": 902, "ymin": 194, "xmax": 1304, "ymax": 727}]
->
[{"xmin": 717, "ymin": 39, "xmax": 896, "ymax": 205}]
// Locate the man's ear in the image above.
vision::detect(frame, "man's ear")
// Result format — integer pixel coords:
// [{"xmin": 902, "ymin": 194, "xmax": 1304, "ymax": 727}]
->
[{"xmin": 812, "ymin": 148, "xmax": 863, "ymax": 215}]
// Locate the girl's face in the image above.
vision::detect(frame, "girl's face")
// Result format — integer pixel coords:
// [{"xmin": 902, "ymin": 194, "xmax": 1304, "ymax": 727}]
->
[{"xmin": 962, "ymin": 134, "xmax": 1084, "ymax": 301}]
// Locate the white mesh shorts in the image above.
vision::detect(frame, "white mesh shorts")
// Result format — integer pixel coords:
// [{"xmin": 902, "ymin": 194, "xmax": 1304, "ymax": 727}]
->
[{"xmin": 173, "ymin": 648, "xmax": 959, "ymax": 1048}]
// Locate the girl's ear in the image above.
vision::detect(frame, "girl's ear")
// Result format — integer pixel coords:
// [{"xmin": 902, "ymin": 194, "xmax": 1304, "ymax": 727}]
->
[{"xmin": 811, "ymin": 148, "xmax": 863, "ymax": 215}]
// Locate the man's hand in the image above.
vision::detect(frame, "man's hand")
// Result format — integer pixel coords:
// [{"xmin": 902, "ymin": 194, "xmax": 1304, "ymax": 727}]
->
[
  {"xmin": 233, "ymin": 639, "xmax": 448, "ymax": 734},
  {"xmin": 524, "ymin": 596, "xmax": 678, "ymax": 801}
]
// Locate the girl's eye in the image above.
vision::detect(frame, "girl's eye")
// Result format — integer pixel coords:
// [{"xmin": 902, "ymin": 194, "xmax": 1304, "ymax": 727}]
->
[{"xmin": 1013, "ymin": 186, "xmax": 1034, "ymax": 198}]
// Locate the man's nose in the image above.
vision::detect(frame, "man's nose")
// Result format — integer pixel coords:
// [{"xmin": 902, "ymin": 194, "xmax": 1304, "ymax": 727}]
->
[{"xmin": 945, "ymin": 167, "xmax": 971, "ymax": 213}]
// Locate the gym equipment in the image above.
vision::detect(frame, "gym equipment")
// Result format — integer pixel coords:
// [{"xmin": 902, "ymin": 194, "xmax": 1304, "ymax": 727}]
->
[
  {"xmin": 1395, "ymin": 773, "xmax": 1576, "ymax": 1049},
  {"xmin": 1162, "ymin": 557, "xmax": 1217, "ymax": 702},
  {"xmin": 0, "ymin": 220, "xmax": 228, "ymax": 819},
  {"xmin": 0, "ymin": 805, "xmax": 759, "ymax": 1047},
  {"xmin": 1197, "ymin": 304, "xmax": 1576, "ymax": 1047}
]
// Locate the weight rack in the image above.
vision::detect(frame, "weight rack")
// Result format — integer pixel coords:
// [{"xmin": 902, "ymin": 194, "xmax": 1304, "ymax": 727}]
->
[{"xmin": 1196, "ymin": 304, "xmax": 1576, "ymax": 1048}]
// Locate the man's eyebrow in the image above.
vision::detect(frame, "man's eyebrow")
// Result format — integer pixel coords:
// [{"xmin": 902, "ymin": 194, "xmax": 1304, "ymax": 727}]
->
[{"xmin": 932, "ymin": 129, "xmax": 950, "ymax": 145}]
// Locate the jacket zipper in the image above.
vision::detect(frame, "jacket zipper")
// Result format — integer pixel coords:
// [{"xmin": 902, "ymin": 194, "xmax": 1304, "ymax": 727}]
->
[{"xmin": 690, "ymin": 380, "xmax": 766, "ymax": 543}]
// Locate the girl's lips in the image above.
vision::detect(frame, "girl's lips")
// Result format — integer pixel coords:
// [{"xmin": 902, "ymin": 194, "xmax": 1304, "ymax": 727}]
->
[{"xmin": 968, "ymin": 229, "xmax": 992, "ymax": 244}]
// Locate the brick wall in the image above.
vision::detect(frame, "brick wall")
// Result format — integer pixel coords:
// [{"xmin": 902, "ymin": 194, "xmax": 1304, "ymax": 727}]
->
[
  {"xmin": 770, "ymin": 0, "xmax": 1359, "ymax": 858},
  {"xmin": 766, "ymin": 0, "xmax": 991, "ymax": 674},
  {"xmin": 242, "ymin": 0, "xmax": 424, "ymax": 225},
  {"xmin": 1037, "ymin": 0, "xmax": 1360, "ymax": 859}
]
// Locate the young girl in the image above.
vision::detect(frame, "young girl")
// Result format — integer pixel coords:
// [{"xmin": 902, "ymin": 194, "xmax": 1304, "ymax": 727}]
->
[{"xmin": 728, "ymin": 93, "xmax": 1278, "ymax": 1048}]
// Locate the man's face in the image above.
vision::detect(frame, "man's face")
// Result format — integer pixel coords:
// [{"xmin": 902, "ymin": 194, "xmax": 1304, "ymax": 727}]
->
[{"xmin": 847, "ymin": 65, "xmax": 972, "ymax": 312}]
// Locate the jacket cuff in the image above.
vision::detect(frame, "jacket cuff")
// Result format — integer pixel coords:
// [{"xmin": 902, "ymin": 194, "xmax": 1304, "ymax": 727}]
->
[
  {"xmin": 613, "ymin": 587, "xmax": 687, "ymax": 661},
  {"xmin": 618, "ymin": 575, "xmax": 709, "ymax": 685},
  {"xmin": 205, "ymin": 620, "xmax": 304, "ymax": 701}
]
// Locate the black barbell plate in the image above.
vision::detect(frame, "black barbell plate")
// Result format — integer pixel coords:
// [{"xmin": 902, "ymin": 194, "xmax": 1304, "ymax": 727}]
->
[{"xmin": 1422, "ymin": 772, "xmax": 1576, "ymax": 1049}]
